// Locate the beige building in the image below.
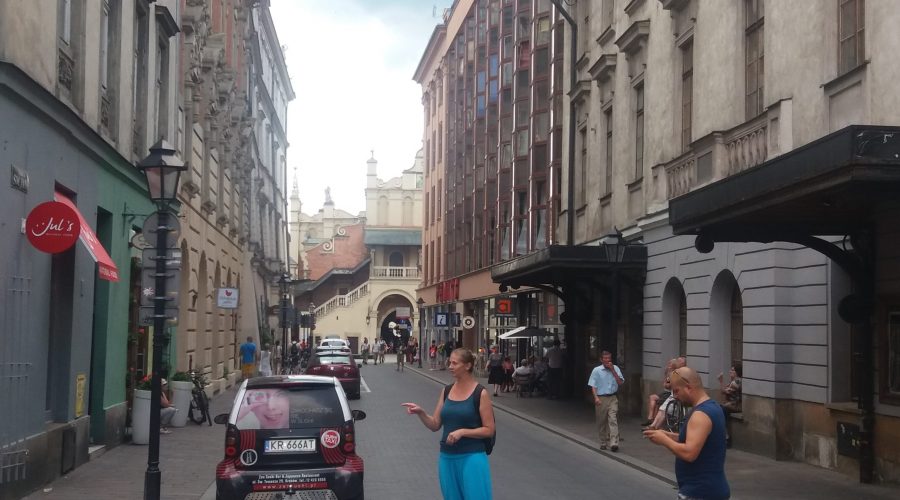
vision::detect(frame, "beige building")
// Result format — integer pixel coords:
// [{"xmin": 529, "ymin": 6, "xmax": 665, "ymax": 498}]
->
[
  {"xmin": 558, "ymin": 0, "xmax": 900, "ymax": 484},
  {"xmin": 293, "ymin": 153, "xmax": 423, "ymax": 352}
]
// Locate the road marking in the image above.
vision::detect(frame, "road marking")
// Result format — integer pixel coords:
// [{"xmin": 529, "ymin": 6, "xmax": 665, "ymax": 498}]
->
[
  {"xmin": 360, "ymin": 377, "xmax": 371, "ymax": 393},
  {"xmin": 199, "ymin": 481, "xmax": 216, "ymax": 500}
]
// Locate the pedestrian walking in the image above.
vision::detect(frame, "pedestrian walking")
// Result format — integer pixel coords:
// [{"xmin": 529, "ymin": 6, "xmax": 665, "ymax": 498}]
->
[
  {"xmin": 430, "ymin": 340, "xmax": 439, "ymax": 370},
  {"xmin": 396, "ymin": 338, "xmax": 406, "ymax": 372},
  {"xmin": 273, "ymin": 340, "xmax": 283, "ymax": 375},
  {"xmin": 644, "ymin": 367, "xmax": 730, "ymax": 500},
  {"xmin": 372, "ymin": 337, "xmax": 382, "ymax": 365},
  {"xmin": 546, "ymin": 339, "xmax": 564, "ymax": 399},
  {"xmin": 588, "ymin": 350, "xmax": 624, "ymax": 451},
  {"xmin": 239, "ymin": 336, "xmax": 258, "ymax": 380},
  {"xmin": 403, "ymin": 348, "xmax": 495, "ymax": 500},
  {"xmin": 361, "ymin": 337, "xmax": 371, "ymax": 365},
  {"xmin": 485, "ymin": 347, "xmax": 503, "ymax": 396},
  {"xmin": 259, "ymin": 343, "xmax": 272, "ymax": 377},
  {"xmin": 377, "ymin": 338, "xmax": 387, "ymax": 364}
]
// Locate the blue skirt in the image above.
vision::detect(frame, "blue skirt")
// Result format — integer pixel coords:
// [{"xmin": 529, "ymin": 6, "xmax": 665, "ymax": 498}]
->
[{"xmin": 438, "ymin": 451, "xmax": 492, "ymax": 500}]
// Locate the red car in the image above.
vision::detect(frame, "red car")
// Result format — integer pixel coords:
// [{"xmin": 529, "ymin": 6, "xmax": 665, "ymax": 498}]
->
[{"xmin": 305, "ymin": 353, "xmax": 362, "ymax": 400}]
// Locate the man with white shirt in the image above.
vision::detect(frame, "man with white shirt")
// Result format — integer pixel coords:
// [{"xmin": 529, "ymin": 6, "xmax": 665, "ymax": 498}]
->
[{"xmin": 587, "ymin": 351, "xmax": 625, "ymax": 451}]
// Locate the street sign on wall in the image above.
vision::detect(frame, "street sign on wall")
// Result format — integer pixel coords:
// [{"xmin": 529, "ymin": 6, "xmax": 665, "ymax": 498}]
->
[
  {"xmin": 434, "ymin": 312, "xmax": 449, "ymax": 327},
  {"xmin": 217, "ymin": 288, "xmax": 239, "ymax": 309}
]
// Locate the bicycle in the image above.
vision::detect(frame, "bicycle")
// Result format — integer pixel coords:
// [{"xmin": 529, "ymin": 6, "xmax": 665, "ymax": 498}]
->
[{"xmin": 188, "ymin": 370, "xmax": 212, "ymax": 426}]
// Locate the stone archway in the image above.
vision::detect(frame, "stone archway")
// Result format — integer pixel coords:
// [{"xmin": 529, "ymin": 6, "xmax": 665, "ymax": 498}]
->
[{"xmin": 372, "ymin": 293, "xmax": 416, "ymax": 346}]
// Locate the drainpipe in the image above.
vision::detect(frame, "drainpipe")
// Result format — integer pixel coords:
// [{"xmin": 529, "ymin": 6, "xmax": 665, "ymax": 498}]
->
[{"xmin": 549, "ymin": 0, "xmax": 577, "ymax": 246}]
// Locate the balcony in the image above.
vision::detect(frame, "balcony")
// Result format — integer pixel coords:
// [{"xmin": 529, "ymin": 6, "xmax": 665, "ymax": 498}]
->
[
  {"xmin": 370, "ymin": 266, "xmax": 420, "ymax": 280},
  {"xmin": 653, "ymin": 101, "xmax": 789, "ymax": 205}
]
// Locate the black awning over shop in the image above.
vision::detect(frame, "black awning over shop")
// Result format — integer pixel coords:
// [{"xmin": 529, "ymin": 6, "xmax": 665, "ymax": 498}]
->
[
  {"xmin": 670, "ymin": 125, "xmax": 900, "ymax": 239},
  {"xmin": 668, "ymin": 124, "xmax": 900, "ymax": 484},
  {"xmin": 490, "ymin": 244, "xmax": 647, "ymax": 288}
]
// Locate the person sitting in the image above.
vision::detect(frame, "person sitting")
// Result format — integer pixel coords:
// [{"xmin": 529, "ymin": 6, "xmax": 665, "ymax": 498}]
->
[
  {"xmin": 531, "ymin": 357, "xmax": 549, "ymax": 395},
  {"xmin": 643, "ymin": 374, "xmax": 685, "ymax": 433},
  {"xmin": 718, "ymin": 363, "xmax": 742, "ymax": 447},
  {"xmin": 643, "ymin": 357, "xmax": 684, "ymax": 426},
  {"xmin": 160, "ymin": 379, "xmax": 177, "ymax": 434},
  {"xmin": 513, "ymin": 358, "xmax": 535, "ymax": 396}
]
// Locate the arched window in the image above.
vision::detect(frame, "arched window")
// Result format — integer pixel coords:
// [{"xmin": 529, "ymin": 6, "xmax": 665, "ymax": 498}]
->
[
  {"xmin": 402, "ymin": 196, "xmax": 413, "ymax": 226},
  {"xmin": 710, "ymin": 271, "xmax": 741, "ymax": 377},
  {"xmin": 662, "ymin": 278, "xmax": 688, "ymax": 361}
]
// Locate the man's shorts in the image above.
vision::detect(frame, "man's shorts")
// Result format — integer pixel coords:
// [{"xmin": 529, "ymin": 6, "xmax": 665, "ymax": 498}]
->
[{"xmin": 241, "ymin": 363, "xmax": 255, "ymax": 379}]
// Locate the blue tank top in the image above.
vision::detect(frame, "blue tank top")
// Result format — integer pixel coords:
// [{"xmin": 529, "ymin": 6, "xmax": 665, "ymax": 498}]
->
[
  {"xmin": 675, "ymin": 399, "xmax": 730, "ymax": 499},
  {"xmin": 440, "ymin": 387, "xmax": 486, "ymax": 455}
]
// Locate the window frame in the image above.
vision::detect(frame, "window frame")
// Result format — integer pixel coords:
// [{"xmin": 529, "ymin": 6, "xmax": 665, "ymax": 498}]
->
[
  {"xmin": 634, "ymin": 83, "xmax": 644, "ymax": 181},
  {"xmin": 744, "ymin": 0, "xmax": 765, "ymax": 119},
  {"xmin": 878, "ymin": 297, "xmax": 900, "ymax": 406},
  {"xmin": 837, "ymin": 0, "xmax": 865, "ymax": 76}
]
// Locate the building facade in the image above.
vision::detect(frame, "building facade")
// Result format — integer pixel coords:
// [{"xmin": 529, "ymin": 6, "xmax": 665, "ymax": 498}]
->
[
  {"xmin": 415, "ymin": 0, "xmax": 571, "ymax": 368},
  {"xmin": 292, "ymin": 153, "xmax": 423, "ymax": 353},
  {"xmin": 560, "ymin": 0, "xmax": 900, "ymax": 484}
]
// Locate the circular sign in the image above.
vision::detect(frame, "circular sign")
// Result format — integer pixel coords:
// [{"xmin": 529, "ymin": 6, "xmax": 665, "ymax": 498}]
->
[
  {"xmin": 321, "ymin": 430, "xmax": 340, "ymax": 449},
  {"xmin": 26, "ymin": 201, "xmax": 81, "ymax": 254},
  {"xmin": 239, "ymin": 448, "xmax": 258, "ymax": 466},
  {"xmin": 142, "ymin": 212, "xmax": 181, "ymax": 248},
  {"xmin": 462, "ymin": 316, "xmax": 476, "ymax": 329}
]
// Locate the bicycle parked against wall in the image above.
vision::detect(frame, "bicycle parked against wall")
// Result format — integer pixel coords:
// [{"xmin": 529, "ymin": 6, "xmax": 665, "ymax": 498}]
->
[{"xmin": 188, "ymin": 370, "xmax": 212, "ymax": 426}]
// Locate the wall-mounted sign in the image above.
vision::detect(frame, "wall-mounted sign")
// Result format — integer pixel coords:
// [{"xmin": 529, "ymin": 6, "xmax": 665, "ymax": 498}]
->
[
  {"xmin": 436, "ymin": 278, "xmax": 460, "ymax": 303},
  {"xmin": 462, "ymin": 316, "xmax": 476, "ymax": 329},
  {"xmin": 494, "ymin": 298, "xmax": 515, "ymax": 317},
  {"xmin": 10, "ymin": 165, "xmax": 29, "ymax": 193},
  {"xmin": 25, "ymin": 201, "xmax": 80, "ymax": 253},
  {"xmin": 75, "ymin": 373, "xmax": 86, "ymax": 417},
  {"xmin": 217, "ymin": 287, "xmax": 239, "ymax": 309},
  {"xmin": 434, "ymin": 312, "xmax": 449, "ymax": 327},
  {"xmin": 395, "ymin": 307, "xmax": 411, "ymax": 319}
]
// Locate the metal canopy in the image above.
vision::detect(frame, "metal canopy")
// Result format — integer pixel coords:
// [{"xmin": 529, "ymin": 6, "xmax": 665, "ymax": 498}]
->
[
  {"xmin": 670, "ymin": 125, "xmax": 900, "ymax": 238},
  {"xmin": 490, "ymin": 244, "xmax": 647, "ymax": 288}
]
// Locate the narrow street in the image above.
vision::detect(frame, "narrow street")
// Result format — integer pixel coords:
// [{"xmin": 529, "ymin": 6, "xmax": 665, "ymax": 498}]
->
[{"xmin": 351, "ymin": 358, "xmax": 674, "ymax": 499}]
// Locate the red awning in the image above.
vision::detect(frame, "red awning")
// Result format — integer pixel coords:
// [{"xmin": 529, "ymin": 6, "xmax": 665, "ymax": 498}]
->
[{"xmin": 54, "ymin": 192, "xmax": 120, "ymax": 282}]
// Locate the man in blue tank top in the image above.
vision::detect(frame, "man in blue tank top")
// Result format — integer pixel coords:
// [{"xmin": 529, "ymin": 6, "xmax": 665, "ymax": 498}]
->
[{"xmin": 643, "ymin": 367, "xmax": 730, "ymax": 500}]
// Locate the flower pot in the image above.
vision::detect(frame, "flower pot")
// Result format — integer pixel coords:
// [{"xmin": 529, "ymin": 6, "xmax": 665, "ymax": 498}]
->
[
  {"xmin": 132, "ymin": 389, "xmax": 152, "ymax": 445},
  {"xmin": 169, "ymin": 381, "xmax": 193, "ymax": 427}
]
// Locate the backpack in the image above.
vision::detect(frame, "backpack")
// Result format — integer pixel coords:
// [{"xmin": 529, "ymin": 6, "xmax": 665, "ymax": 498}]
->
[{"xmin": 442, "ymin": 383, "xmax": 496, "ymax": 455}]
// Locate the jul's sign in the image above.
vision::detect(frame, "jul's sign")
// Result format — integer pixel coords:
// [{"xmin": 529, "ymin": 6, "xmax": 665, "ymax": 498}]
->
[{"xmin": 26, "ymin": 201, "xmax": 80, "ymax": 253}]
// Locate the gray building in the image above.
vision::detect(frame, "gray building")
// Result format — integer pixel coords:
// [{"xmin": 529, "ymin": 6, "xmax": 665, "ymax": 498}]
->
[{"xmin": 558, "ymin": 0, "xmax": 900, "ymax": 484}]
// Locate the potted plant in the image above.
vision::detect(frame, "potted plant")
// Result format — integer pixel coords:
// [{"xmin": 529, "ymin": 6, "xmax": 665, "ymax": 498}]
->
[
  {"xmin": 168, "ymin": 371, "xmax": 192, "ymax": 427},
  {"xmin": 132, "ymin": 375, "xmax": 153, "ymax": 445}
]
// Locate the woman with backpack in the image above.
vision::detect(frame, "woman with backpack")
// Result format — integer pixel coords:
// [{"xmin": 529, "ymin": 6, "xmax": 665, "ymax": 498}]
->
[{"xmin": 403, "ymin": 348, "xmax": 495, "ymax": 500}]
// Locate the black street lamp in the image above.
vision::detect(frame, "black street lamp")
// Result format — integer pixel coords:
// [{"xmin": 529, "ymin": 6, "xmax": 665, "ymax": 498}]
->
[
  {"xmin": 417, "ymin": 297, "xmax": 425, "ymax": 368},
  {"xmin": 137, "ymin": 140, "xmax": 185, "ymax": 500},
  {"xmin": 601, "ymin": 229, "xmax": 627, "ymax": 356},
  {"xmin": 308, "ymin": 301, "xmax": 316, "ymax": 345},
  {"xmin": 278, "ymin": 273, "xmax": 291, "ymax": 361}
]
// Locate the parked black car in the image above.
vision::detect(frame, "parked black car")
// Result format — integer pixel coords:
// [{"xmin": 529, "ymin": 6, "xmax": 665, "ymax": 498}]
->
[{"xmin": 214, "ymin": 375, "xmax": 366, "ymax": 500}]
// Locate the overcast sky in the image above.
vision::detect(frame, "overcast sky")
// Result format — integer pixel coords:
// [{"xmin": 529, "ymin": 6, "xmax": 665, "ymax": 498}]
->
[{"xmin": 270, "ymin": 0, "xmax": 452, "ymax": 216}]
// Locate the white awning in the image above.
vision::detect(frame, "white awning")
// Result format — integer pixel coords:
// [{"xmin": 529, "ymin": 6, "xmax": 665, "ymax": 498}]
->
[{"xmin": 498, "ymin": 326, "xmax": 549, "ymax": 340}]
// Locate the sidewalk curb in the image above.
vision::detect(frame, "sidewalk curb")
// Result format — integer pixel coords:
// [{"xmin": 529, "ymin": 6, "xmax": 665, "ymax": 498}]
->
[{"xmin": 407, "ymin": 366, "xmax": 677, "ymax": 487}]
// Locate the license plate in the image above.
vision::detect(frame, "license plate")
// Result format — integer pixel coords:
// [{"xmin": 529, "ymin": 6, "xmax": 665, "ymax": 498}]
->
[{"xmin": 264, "ymin": 439, "xmax": 316, "ymax": 454}]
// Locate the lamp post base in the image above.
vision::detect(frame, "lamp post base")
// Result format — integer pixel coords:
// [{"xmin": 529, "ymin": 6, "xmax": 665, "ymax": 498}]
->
[{"xmin": 144, "ymin": 466, "xmax": 161, "ymax": 499}]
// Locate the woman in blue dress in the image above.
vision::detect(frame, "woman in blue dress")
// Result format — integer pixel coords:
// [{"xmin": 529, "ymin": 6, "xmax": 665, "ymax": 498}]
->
[{"xmin": 403, "ymin": 348, "xmax": 495, "ymax": 500}]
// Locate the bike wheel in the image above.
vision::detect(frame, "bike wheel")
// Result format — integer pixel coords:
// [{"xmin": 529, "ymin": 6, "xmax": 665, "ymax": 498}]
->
[
  {"xmin": 199, "ymin": 391, "xmax": 212, "ymax": 426},
  {"xmin": 188, "ymin": 392, "xmax": 205, "ymax": 424}
]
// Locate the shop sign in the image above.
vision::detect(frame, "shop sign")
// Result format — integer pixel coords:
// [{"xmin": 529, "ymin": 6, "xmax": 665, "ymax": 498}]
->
[
  {"xmin": 75, "ymin": 373, "xmax": 86, "ymax": 417},
  {"xmin": 494, "ymin": 298, "xmax": 515, "ymax": 317},
  {"xmin": 436, "ymin": 278, "xmax": 460, "ymax": 302},
  {"xmin": 395, "ymin": 307, "xmax": 410, "ymax": 319},
  {"xmin": 25, "ymin": 201, "xmax": 80, "ymax": 253},
  {"xmin": 434, "ymin": 312, "xmax": 449, "ymax": 327},
  {"xmin": 217, "ymin": 287, "xmax": 239, "ymax": 309}
]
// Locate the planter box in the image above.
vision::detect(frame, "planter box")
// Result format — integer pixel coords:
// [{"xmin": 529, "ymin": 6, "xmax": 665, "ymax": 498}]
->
[
  {"xmin": 132, "ymin": 389, "xmax": 151, "ymax": 445},
  {"xmin": 169, "ymin": 381, "xmax": 193, "ymax": 427}
]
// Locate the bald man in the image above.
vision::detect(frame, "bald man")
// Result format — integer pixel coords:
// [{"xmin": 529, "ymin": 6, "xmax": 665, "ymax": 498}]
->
[{"xmin": 643, "ymin": 367, "xmax": 730, "ymax": 500}]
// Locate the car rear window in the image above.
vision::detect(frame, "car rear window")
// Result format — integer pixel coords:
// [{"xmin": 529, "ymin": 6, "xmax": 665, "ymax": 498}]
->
[
  {"xmin": 235, "ymin": 385, "xmax": 345, "ymax": 430},
  {"xmin": 317, "ymin": 356, "xmax": 351, "ymax": 365}
]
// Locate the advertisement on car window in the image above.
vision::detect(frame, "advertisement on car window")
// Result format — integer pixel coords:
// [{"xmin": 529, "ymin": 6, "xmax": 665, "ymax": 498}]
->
[{"xmin": 236, "ymin": 388, "xmax": 338, "ymax": 429}]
